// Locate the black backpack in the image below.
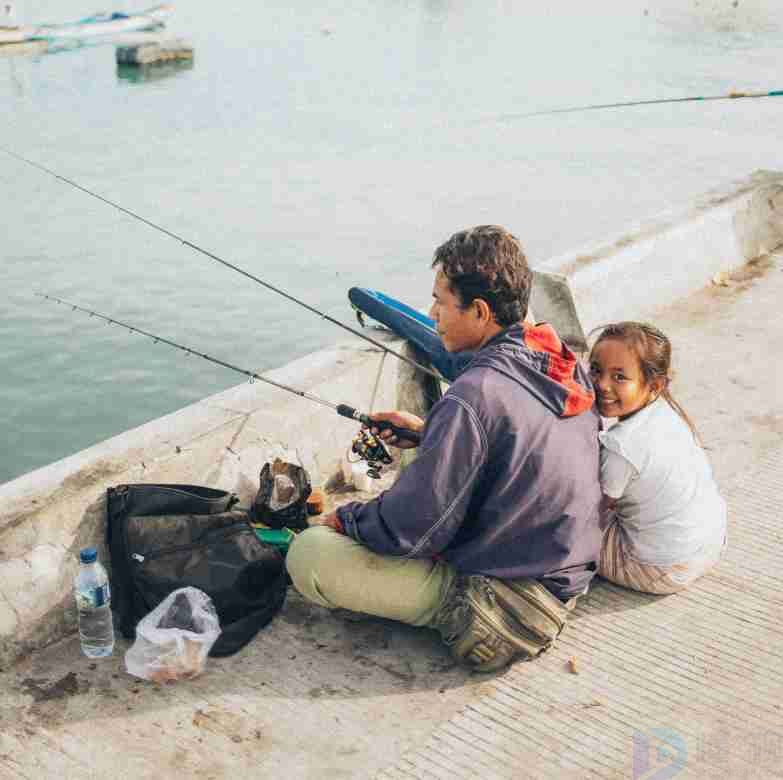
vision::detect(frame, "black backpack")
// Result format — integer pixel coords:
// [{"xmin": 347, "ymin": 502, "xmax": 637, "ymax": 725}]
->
[{"xmin": 106, "ymin": 483, "xmax": 288, "ymax": 657}]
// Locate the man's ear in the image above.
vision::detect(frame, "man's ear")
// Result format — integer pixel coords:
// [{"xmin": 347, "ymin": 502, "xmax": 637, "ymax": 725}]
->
[{"xmin": 473, "ymin": 298, "xmax": 493, "ymax": 324}]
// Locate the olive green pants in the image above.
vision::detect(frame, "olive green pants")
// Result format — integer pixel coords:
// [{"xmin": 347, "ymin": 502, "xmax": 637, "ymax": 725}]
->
[{"xmin": 286, "ymin": 526, "xmax": 457, "ymax": 627}]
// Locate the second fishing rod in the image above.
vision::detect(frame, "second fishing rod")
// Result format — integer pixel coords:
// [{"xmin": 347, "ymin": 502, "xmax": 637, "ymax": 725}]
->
[
  {"xmin": 37, "ymin": 293, "xmax": 422, "ymax": 446},
  {"xmin": 1, "ymin": 147, "xmax": 443, "ymax": 386}
]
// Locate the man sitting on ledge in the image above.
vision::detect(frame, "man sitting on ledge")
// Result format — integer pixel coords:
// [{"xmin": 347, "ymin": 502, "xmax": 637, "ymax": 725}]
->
[{"xmin": 287, "ymin": 225, "xmax": 603, "ymax": 673}]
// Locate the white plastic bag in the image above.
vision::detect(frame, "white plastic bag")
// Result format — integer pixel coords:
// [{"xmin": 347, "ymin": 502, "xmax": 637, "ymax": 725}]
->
[{"xmin": 125, "ymin": 587, "xmax": 221, "ymax": 683}]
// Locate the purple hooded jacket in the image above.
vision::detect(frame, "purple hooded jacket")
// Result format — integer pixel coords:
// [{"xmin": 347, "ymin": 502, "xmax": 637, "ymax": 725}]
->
[{"xmin": 336, "ymin": 322, "xmax": 603, "ymax": 600}]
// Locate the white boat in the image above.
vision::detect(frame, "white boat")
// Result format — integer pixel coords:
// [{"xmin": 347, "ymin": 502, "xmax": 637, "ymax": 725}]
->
[{"xmin": 0, "ymin": 3, "xmax": 173, "ymax": 45}]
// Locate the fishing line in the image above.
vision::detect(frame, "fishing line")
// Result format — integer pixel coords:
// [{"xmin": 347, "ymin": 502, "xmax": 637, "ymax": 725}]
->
[
  {"xmin": 1, "ymin": 147, "xmax": 444, "ymax": 385},
  {"xmin": 485, "ymin": 88, "xmax": 783, "ymax": 124},
  {"xmin": 36, "ymin": 293, "xmax": 421, "ymax": 444}
]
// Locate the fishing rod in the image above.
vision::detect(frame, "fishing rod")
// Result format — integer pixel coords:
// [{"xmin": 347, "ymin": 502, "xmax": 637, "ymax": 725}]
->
[
  {"xmin": 36, "ymin": 293, "xmax": 422, "ymax": 445},
  {"xmin": 489, "ymin": 88, "xmax": 783, "ymax": 123},
  {"xmin": 1, "ymin": 147, "xmax": 443, "ymax": 385}
]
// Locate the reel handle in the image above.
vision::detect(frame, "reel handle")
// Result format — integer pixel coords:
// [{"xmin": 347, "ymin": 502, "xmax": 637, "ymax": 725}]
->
[{"xmin": 337, "ymin": 404, "xmax": 422, "ymax": 445}]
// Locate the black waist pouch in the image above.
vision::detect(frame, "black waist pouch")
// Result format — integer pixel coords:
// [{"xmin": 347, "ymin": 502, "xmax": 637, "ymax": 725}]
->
[{"xmin": 107, "ymin": 483, "xmax": 287, "ymax": 657}]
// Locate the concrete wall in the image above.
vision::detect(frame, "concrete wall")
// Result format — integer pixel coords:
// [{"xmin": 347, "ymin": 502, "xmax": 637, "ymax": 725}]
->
[
  {"xmin": 540, "ymin": 169, "xmax": 783, "ymax": 338},
  {"xmin": 1, "ymin": 169, "xmax": 781, "ymax": 670}
]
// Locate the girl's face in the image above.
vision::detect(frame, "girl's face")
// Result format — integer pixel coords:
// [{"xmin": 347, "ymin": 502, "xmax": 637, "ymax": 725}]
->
[{"xmin": 589, "ymin": 338, "xmax": 661, "ymax": 420}]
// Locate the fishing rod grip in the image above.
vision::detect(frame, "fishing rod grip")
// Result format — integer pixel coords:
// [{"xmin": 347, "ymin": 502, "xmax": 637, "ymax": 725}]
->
[{"xmin": 336, "ymin": 404, "xmax": 422, "ymax": 445}]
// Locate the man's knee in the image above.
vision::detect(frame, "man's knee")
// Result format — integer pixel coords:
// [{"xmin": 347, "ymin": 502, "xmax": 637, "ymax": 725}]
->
[
  {"xmin": 286, "ymin": 525, "xmax": 352, "ymax": 606},
  {"xmin": 287, "ymin": 526, "xmax": 326, "ymax": 592}
]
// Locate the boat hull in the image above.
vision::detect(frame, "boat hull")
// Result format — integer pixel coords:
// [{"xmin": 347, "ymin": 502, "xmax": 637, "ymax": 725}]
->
[{"xmin": 0, "ymin": 4, "xmax": 173, "ymax": 45}]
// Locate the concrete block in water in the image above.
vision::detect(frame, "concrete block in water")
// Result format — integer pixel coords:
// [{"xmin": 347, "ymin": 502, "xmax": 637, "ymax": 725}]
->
[{"xmin": 116, "ymin": 38, "xmax": 193, "ymax": 65}]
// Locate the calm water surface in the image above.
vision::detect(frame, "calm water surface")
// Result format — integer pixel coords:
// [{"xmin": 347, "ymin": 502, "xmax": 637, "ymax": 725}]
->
[{"xmin": 2, "ymin": 0, "xmax": 782, "ymax": 483}]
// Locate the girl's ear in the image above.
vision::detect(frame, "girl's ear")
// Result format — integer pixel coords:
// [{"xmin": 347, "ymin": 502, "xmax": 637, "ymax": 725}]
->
[{"xmin": 650, "ymin": 376, "xmax": 667, "ymax": 399}]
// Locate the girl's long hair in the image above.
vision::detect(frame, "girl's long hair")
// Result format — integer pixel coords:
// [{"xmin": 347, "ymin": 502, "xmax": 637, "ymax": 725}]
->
[{"xmin": 589, "ymin": 322, "xmax": 700, "ymax": 442}]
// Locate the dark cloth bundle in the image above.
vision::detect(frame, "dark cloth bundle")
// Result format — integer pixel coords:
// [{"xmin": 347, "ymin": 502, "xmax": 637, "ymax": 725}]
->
[{"xmin": 252, "ymin": 461, "xmax": 312, "ymax": 531}]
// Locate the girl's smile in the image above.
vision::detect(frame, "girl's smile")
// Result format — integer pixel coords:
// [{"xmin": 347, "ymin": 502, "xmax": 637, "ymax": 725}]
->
[{"xmin": 589, "ymin": 338, "xmax": 662, "ymax": 420}]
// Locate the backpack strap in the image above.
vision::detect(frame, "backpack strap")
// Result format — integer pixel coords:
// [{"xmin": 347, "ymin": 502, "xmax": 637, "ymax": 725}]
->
[{"xmin": 106, "ymin": 485, "xmax": 137, "ymax": 639}]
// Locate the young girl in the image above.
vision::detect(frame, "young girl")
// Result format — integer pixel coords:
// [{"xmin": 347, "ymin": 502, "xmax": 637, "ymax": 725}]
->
[{"xmin": 589, "ymin": 322, "xmax": 726, "ymax": 595}]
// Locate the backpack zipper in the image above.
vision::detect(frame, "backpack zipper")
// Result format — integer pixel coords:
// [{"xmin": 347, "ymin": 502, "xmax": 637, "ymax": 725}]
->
[{"xmin": 129, "ymin": 524, "xmax": 252, "ymax": 564}]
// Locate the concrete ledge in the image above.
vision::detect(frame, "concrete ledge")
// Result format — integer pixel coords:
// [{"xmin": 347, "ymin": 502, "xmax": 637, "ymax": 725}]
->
[
  {"xmin": 1, "ymin": 169, "xmax": 781, "ymax": 670},
  {"xmin": 539, "ymin": 169, "xmax": 783, "ymax": 336}
]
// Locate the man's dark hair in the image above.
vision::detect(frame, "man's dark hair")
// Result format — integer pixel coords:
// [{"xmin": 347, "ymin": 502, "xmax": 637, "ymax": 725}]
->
[{"xmin": 431, "ymin": 225, "xmax": 532, "ymax": 327}]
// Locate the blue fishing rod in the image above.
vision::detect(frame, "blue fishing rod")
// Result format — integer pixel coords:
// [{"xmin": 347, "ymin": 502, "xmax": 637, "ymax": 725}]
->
[
  {"xmin": 36, "ymin": 292, "xmax": 422, "ymax": 445},
  {"xmin": 488, "ymin": 88, "xmax": 783, "ymax": 123},
  {"xmin": 0, "ymin": 147, "xmax": 443, "ymax": 385}
]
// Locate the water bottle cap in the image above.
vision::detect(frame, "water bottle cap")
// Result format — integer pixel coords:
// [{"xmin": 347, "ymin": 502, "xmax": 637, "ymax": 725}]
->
[{"xmin": 80, "ymin": 547, "xmax": 97, "ymax": 563}]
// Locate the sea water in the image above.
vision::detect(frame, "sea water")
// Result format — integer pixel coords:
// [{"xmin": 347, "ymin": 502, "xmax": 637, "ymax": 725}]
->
[{"xmin": 2, "ymin": 0, "xmax": 782, "ymax": 484}]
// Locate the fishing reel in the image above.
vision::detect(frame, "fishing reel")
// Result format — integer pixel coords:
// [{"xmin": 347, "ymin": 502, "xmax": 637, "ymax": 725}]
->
[{"xmin": 348, "ymin": 426, "xmax": 393, "ymax": 479}]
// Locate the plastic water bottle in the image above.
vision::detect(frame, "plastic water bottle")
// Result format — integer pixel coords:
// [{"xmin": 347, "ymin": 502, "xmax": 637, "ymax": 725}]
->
[{"xmin": 74, "ymin": 547, "xmax": 115, "ymax": 658}]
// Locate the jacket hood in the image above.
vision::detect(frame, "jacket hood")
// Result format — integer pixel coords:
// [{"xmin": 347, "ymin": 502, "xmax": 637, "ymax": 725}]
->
[{"xmin": 469, "ymin": 322, "xmax": 595, "ymax": 417}]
